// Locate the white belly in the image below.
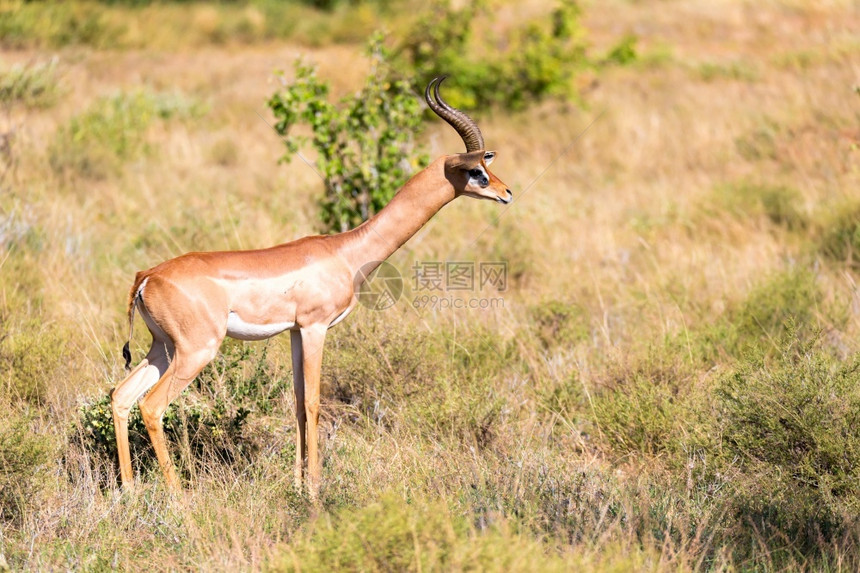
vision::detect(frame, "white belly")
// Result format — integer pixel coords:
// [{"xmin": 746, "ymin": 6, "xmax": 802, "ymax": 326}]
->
[{"xmin": 226, "ymin": 311, "xmax": 295, "ymax": 341}]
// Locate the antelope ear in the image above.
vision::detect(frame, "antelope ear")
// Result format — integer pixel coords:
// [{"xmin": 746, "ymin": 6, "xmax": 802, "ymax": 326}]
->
[
  {"xmin": 445, "ymin": 150, "xmax": 485, "ymax": 170},
  {"xmin": 483, "ymin": 151, "xmax": 496, "ymax": 165}
]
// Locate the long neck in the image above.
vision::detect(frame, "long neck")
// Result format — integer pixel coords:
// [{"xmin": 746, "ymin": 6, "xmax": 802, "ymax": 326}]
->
[{"xmin": 336, "ymin": 157, "xmax": 455, "ymax": 278}]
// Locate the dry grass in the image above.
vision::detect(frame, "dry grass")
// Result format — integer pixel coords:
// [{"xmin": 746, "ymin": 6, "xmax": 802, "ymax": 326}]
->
[{"xmin": 1, "ymin": 0, "xmax": 859, "ymax": 570}]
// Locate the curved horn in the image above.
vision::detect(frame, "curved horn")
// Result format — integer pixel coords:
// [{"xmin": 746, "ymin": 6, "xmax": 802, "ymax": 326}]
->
[{"xmin": 425, "ymin": 76, "xmax": 485, "ymax": 152}]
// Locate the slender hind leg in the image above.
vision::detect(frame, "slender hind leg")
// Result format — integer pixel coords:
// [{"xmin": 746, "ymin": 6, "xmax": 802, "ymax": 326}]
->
[
  {"xmin": 291, "ymin": 330, "xmax": 306, "ymax": 489},
  {"xmin": 138, "ymin": 346, "xmax": 216, "ymax": 489},
  {"xmin": 111, "ymin": 342, "xmax": 171, "ymax": 488}
]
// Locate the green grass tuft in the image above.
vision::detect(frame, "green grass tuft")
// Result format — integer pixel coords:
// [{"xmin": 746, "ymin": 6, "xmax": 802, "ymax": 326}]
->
[
  {"xmin": 0, "ymin": 58, "xmax": 60, "ymax": 109},
  {"xmin": 272, "ymin": 493, "xmax": 573, "ymax": 572}
]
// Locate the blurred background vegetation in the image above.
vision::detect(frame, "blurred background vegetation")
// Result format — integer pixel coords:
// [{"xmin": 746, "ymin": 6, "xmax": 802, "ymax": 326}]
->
[{"xmin": 1, "ymin": 0, "xmax": 859, "ymax": 570}]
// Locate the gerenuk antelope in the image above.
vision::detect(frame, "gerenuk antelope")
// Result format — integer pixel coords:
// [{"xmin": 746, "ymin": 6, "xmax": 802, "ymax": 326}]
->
[{"xmin": 111, "ymin": 76, "xmax": 512, "ymax": 499}]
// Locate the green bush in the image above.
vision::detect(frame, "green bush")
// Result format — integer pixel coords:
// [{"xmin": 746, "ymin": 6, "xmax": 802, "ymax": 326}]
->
[
  {"xmin": 268, "ymin": 39, "xmax": 428, "ymax": 233},
  {"xmin": 536, "ymin": 371, "xmax": 587, "ymax": 424},
  {"xmin": 394, "ymin": 0, "xmax": 589, "ymax": 111},
  {"xmin": 716, "ymin": 335, "xmax": 860, "ymax": 557},
  {"xmin": 78, "ymin": 341, "xmax": 287, "ymax": 483}
]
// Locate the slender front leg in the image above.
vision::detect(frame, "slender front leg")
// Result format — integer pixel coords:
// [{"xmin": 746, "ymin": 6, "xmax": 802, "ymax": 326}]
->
[
  {"xmin": 290, "ymin": 330, "xmax": 306, "ymax": 489},
  {"xmin": 300, "ymin": 325, "xmax": 327, "ymax": 500}
]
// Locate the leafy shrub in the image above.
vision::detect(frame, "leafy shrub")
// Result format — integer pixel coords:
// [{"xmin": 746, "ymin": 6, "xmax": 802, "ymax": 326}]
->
[
  {"xmin": 0, "ymin": 410, "xmax": 54, "ymax": 523},
  {"xmin": 78, "ymin": 341, "xmax": 287, "ymax": 483},
  {"xmin": 394, "ymin": 0, "xmax": 589, "ymax": 111},
  {"xmin": 268, "ymin": 39, "xmax": 427, "ymax": 233},
  {"xmin": 78, "ymin": 392, "xmax": 253, "ymax": 482},
  {"xmin": 716, "ymin": 335, "xmax": 860, "ymax": 556},
  {"xmin": 195, "ymin": 339, "xmax": 289, "ymax": 416}
]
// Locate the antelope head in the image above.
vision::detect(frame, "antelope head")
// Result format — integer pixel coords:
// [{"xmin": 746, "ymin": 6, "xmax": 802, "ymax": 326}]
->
[{"xmin": 426, "ymin": 76, "xmax": 512, "ymax": 205}]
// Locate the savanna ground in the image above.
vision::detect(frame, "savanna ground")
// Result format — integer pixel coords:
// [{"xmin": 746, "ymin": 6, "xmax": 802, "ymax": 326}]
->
[{"xmin": 1, "ymin": 0, "xmax": 859, "ymax": 570}]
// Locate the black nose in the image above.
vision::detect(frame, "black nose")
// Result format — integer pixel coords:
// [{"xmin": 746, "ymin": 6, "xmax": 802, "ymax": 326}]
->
[{"xmin": 506, "ymin": 189, "xmax": 513, "ymax": 198}]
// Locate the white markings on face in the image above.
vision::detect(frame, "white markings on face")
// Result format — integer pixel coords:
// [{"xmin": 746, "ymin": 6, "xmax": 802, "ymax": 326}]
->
[
  {"xmin": 226, "ymin": 311, "xmax": 295, "ymax": 341},
  {"xmin": 483, "ymin": 151, "xmax": 495, "ymax": 165},
  {"xmin": 467, "ymin": 165, "xmax": 490, "ymax": 188}
]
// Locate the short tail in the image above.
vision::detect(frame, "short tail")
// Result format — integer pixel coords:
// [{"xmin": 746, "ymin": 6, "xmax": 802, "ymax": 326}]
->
[
  {"xmin": 122, "ymin": 341, "xmax": 132, "ymax": 370},
  {"xmin": 122, "ymin": 272, "xmax": 147, "ymax": 370}
]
